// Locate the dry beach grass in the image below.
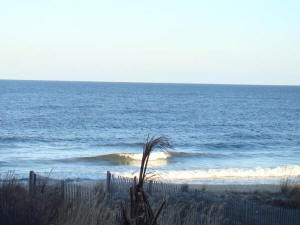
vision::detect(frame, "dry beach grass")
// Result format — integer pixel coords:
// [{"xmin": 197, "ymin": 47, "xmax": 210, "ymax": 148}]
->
[
  {"xmin": 1, "ymin": 173, "xmax": 300, "ymax": 225},
  {"xmin": 0, "ymin": 175, "xmax": 228, "ymax": 225}
]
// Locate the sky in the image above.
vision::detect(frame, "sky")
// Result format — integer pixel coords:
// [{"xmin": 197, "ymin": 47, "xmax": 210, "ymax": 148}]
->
[{"xmin": 0, "ymin": 0, "xmax": 299, "ymax": 85}]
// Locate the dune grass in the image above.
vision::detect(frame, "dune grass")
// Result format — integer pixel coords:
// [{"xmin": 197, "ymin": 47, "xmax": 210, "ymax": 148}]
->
[
  {"xmin": 0, "ymin": 174, "xmax": 227, "ymax": 225},
  {"xmin": 0, "ymin": 173, "xmax": 118, "ymax": 225},
  {"xmin": 0, "ymin": 172, "xmax": 63, "ymax": 225},
  {"xmin": 279, "ymin": 177, "xmax": 300, "ymax": 209}
]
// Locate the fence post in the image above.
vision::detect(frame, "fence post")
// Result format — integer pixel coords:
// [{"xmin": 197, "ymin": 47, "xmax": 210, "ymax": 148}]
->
[
  {"xmin": 29, "ymin": 171, "xmax": 33, "ymax": 193},
  {"xmin": 29, "ymin": 171, "xmax": 36, "ymax": 194},
  {"xmin": 133, "ymin": 176, "xmax": 137, "ymax": 192},
  {"xmin": 106, "ymin": 171, "xmax": 111, "ymax": 194},
  {"xmin": 60, "ymin": 180, "xmax": 65, "ymax": 199},
  {"xmin": 148, "ymin": 180, "xmax": 153, "ymax": 195},
  {"xmin": 245, "ymin": 200, "xmax": 248, "ymax": 224}
]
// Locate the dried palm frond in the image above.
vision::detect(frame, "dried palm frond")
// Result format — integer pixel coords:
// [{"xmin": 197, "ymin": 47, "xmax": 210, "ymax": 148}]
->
[
  {"xmin": 121, "ymin": 136, "xmax": 171, "ymax": 225},
  {"xmin": 138, "ymin": 136, "xmax": 171, "ymax": 187}
]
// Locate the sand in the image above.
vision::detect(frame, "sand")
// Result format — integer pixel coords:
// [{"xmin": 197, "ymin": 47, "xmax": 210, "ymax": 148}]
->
[
  {"xmin": 75, "ymin": 180, "xmax": 281, "ymax": 193},
  {"xmin": 189, "ymin": 183, "xmax": 280, "ymax": 193}
]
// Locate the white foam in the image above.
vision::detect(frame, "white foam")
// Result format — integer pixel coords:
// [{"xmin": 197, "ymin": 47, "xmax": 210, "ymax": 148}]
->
[
  {"xmin": 114, "ymin": 165, "xmax": 300, "ymax": 181},
  {"xmin": 118, "ymin": 151, "xmax": 171, "ymax": 161}
]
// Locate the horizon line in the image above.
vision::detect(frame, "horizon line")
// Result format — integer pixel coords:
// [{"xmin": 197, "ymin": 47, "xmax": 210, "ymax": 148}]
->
[{"xmin": 1, "ymin": 78, "xmax": 300, "ymax": 87}]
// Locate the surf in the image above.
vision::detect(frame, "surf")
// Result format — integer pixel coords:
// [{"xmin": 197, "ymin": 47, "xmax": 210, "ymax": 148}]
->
[{"xmin": 113, "ymin": 165, "xmax": 300, "ymax": 181}]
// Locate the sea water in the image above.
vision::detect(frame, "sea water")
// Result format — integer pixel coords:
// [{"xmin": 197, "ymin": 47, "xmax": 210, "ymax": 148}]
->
[{"xmin": 0, "ymin": 80, "xmax": 300, "ymax": 184}]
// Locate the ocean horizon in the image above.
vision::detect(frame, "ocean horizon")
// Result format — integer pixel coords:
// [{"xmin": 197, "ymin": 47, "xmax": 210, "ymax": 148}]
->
[
  {"xmin": 1, "ymin": 80, "xmax": 300, "ymax": 184},
  {"xmin": 2, "ymin": 79, "xmax": 300, "ymax": 86}
]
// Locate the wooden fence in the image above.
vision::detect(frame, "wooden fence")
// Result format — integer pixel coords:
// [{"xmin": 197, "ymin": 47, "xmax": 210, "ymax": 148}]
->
[
  {"xmin": 29, "ymin": 170, "xmax": 188, "ymax": 199},
  {"xmin": 29, "ymin": 171, "xmax": 101, "ymax": 202},
  {"xmin": 27, "ymin": 171, "xmax": 300, "ymax": 225},
  {"xmin": 106, "ymin": 171, "xmax": 190, "ymax": 196}
]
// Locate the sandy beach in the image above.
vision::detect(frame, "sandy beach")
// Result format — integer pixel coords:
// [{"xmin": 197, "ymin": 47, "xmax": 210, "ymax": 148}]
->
[{"xmin": 189, "ymin": 183, "xmax": 281, "ymax": 193}]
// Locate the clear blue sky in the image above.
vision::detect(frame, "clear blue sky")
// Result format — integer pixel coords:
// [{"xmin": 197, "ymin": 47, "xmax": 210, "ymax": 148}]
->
[{"xmin": 1, "ymin": 0, "xmax": 299, "ymax": 85}]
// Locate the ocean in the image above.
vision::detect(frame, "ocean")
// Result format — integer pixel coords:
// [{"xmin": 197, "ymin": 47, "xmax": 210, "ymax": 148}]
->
[{"xmin": 0, "ymin": 80, "xmax": 300, "ymax": 184}]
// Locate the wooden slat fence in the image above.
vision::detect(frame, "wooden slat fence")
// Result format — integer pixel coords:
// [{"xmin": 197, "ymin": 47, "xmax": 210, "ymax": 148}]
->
[
  {"xmin": 109, "ymin": 172, "xmax": 300, "ymax": 225},
  {"xmin": 30, "ymin": 171, "xmax": 101, "ymax": 202},
  {"xmin": 108, "ymin": 172, "xmax": 186, "ymax": 197},
  {"xmin": 27, "ymin": 171, "xmax": 300, "ymax": 225},
  {"xmin": 62, "ymin": 182, "xmax": 99, "ymax": 202}
]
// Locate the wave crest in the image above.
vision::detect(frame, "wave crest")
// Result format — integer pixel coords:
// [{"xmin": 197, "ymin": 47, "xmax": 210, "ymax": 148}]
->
[
  {"xmin": 118, "ymin": 152, "xmax": 171, "ymax": 161},
  {"xmin": 71, "ymin": 151, "xmax": 172, "ymax": 166},
  {"xmin": 66, "ymin": 151, "xmax": 241, "ymax": 167}
]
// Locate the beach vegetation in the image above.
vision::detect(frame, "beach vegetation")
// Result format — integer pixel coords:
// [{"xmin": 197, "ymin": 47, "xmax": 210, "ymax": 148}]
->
[
  {"xmin": 279, "ymin": 177, "xmax": 300, "ymax": 209},
  {"xmin": 0, "ymin": 172, "xmax": 62, "ymax": 225}
]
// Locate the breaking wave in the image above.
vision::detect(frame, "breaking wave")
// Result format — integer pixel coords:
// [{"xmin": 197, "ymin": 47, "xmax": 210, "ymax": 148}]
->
[
  {"xmin": 60, "ymin": 151, "xmax": 290, "ymax": 168},
  {"xmin": 78, "ymin": 151, "xmax": 171, "ymax": 161},
  {"xmin": 69, "ymin": 151, "xmax": 173, "ymax": 166},
  {"xmin": 114, "ymin": 165, "xmax": 300, "ymax": 181},
  {"xmin": 68, "ymin": 151, "xmax": 237, "ymax": 166}
]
